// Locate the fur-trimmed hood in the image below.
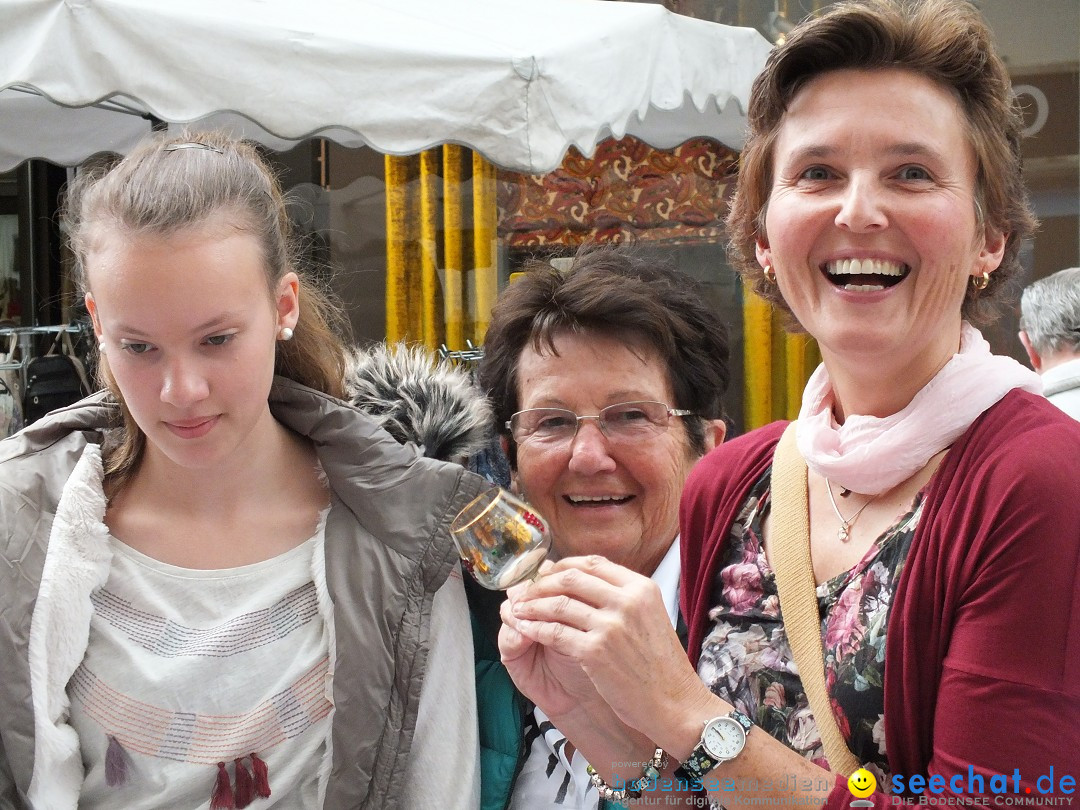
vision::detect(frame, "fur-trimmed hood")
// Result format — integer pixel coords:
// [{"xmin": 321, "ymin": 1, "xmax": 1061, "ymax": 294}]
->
[{"xmin": 345, "ymin": 342, "xmax": 493, "ymax": 463}]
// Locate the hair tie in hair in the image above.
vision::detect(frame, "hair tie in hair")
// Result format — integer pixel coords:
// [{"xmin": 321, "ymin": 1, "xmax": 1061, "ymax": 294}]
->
[{"xmin": 164, "ymin": 142, "xmax": 224, "ymax": 154}]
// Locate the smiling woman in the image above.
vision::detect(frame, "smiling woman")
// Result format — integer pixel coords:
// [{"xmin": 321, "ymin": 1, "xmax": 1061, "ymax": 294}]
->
[
  {"xmin": 755, "ymin": 67, "xmax": 1006, "ymax": 414},
  {"xmin": 492, "ymin": 1, "xmax": 1080, "ymax": 809},
  {"xmin": 0, "ymin": 132, "xmax": 487, "ymax": 809},
  {"xmin": 471, "ymin": 242, "xmax": 732, "ymax": 809},
  {"xmin": 510, "ymin": 333, "xmax": 699, "ymax": 575}
]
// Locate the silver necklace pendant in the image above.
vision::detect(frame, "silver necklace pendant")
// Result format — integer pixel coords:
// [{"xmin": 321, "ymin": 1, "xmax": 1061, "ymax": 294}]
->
[{"xmin": 826, "ymin": 478, "xmax": 875, "ymax": 543}]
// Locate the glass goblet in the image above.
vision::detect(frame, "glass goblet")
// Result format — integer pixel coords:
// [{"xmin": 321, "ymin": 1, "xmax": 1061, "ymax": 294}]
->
[{"xmin": 450, "ymin": 487, "xmax": 550, "ymax": 590}]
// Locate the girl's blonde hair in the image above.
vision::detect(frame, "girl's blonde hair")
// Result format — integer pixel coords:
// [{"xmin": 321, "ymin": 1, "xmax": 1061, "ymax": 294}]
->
[{"xmin": 63, "ymin": 131, "xmax": 350, "ymax": 489}]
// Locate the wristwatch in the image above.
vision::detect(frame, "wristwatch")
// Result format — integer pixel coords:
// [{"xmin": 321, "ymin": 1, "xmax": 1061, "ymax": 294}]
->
[{"xmin": 674, "ymin": 709, "xmax": 753, "ymax": 782}]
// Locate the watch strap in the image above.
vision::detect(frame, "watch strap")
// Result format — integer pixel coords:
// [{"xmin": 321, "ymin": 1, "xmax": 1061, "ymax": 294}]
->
[
  {"xmin": 673, "ymin": 709, "xmax": 752, "ymax": 782},
  {"xmin": 674, "ymin": 748, "xmax": 721, "ymax": 783}
]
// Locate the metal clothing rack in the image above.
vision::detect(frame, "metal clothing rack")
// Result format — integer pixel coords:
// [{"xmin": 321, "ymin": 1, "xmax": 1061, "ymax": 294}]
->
[
  {"xmin": 438, "ymin": 340, "xmax": 484, "ymax": 366},
  {"xmin": 0, "ymin": 323, "xmax": 89, "ymax": 384}
]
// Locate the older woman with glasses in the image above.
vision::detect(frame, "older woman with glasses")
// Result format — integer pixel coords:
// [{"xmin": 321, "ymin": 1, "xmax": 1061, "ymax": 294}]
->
[{"xmin": 471, "ymin": 243, "xmax": 731, "ymax": 810}]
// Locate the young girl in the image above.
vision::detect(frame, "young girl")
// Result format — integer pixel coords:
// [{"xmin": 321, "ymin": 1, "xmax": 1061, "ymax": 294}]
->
[{"xmin": 0, "ymin": 133, "xmax": 484, "ymax": 809}]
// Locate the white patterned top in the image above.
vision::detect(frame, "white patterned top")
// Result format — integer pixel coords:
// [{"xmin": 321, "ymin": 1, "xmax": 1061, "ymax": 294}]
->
[{"xmin": 68, "ymin": 520, "xmax": 332, "ymax": 810}]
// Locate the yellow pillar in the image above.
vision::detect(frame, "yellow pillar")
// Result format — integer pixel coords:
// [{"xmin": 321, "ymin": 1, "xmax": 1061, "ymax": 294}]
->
[
  {"xmin": 419, "ymin": 148, "xmax": 443, "ymax": 350},
  {"xmin": 736, "ymin": 0, "xmax": 753, "ymax": 26},
  {"xmin": 471, "ymin": 151, "xmax": 498, "ymax": 344},
  {"xmin": 784, "ymin": 332, "xmax": 809, "ymax": 421},
  {"xmin": 771, "ymin": 309, "xmax": 788, "ymax": 422},
  {"xmin": 807, "ymin": 338, "xmax": 822, "ymax": 373},
  {"xmin": 385, "ymin": 154, "xmax": 412, "ymax": 342},
  {"xmin": 443, "ymin": 145, "xmax": 466, "ymax": 351},
  {"xmin": 743, "ymin": 280, "xmax": 773, "ymax": 430}
]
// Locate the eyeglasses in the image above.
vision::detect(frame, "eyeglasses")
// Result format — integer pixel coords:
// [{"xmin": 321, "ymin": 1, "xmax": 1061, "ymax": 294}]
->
[{"xmin": 506, "ymin": 400, "xmax": 694, "ymax": 445}]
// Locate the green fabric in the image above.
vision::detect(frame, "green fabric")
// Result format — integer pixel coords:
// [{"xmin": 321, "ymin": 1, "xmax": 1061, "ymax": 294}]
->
[
  {"xmin": 465, "ymin": 566, "xmax": 689, "ymax": 810},
  {"xmin": 468, "ymin": 579, "xmax": 526, "ymax": 810}
]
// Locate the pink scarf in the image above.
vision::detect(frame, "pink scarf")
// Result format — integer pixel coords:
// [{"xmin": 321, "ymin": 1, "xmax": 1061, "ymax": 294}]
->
[{"xmin": 796, "ymin": 322, "xmax": 1043, "ymax": 495}]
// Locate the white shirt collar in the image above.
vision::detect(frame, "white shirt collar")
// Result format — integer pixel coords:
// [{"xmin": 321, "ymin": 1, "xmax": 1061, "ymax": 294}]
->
[
  {"xmin": 650, "ymin": 534, "xmax": 681, "ymax": 629},
  {"xmin": 1042, "ymin": 357, "xmax": 1080, "ymax": 393}
]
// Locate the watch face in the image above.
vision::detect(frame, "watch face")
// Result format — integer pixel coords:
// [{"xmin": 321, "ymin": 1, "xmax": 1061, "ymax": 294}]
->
[{"xmin": 702, "ymin": 717, "xmax": 747, "ymax": 760}]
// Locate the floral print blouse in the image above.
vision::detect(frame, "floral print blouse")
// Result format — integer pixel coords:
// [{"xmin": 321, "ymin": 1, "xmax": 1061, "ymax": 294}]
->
[{"xmin": 696, "ymin": 468, "xmax": 924, "ymax": 784}]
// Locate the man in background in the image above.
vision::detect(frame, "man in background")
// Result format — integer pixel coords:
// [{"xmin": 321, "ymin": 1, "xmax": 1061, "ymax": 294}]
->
[{"xmin": 1019, "ymin": 266, "xmax": 1080, "ymax": 420}]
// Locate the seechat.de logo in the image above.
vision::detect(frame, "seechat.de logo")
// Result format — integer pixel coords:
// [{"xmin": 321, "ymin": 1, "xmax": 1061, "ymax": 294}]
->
[{"xmin": 849, "ymin": 768, "xmax": 879, "ymax": 807}]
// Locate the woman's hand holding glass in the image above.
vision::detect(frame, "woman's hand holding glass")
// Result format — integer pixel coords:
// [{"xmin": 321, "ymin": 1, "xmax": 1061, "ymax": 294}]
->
[
  {"xmin": 498, "ymin": 555, "xmax": 714, "ymax": 762},
  {"xmin": 450, "ymin": 487, "xmax": 551, "ymax": 590}
]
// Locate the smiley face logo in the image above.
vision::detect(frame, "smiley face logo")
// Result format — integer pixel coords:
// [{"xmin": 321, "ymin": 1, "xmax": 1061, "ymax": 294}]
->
[{"xmin": 848, "ymin": 768, "xmax": 877, "ymax": 799}]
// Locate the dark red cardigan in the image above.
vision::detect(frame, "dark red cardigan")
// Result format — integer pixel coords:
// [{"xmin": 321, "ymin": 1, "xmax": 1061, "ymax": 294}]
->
[{"xmin": 680, "ymin": 390, "xmax": 1080, "ymax": 807}]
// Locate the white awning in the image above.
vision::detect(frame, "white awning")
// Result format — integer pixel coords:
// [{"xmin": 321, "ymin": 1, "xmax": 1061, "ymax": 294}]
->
[{"xmin": 0, "ymin": 0, "xmax": 772, "ymax": 173}]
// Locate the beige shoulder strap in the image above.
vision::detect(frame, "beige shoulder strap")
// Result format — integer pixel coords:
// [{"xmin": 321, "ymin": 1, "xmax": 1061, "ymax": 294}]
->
[{"xmin": 770, "ymin": 422, "xmax": 861, "ymax": 777}]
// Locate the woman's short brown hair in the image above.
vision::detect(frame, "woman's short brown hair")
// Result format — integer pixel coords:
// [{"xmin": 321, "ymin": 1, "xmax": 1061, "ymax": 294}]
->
[
  {"xmin": 478, "ymin": 243, "xmax": 731, "ymax": 466},
  {"xmin": 726, "ymin": 0, "xmax": 1037, "ymax": 326}
]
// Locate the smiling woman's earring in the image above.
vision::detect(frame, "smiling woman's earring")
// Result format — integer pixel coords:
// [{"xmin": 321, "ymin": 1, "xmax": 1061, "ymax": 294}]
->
[
  {"xmin": 763, "ymin": 264, "xmax": 777, "ymax": 285},
  {"xmin": 971, "ymin": 271, "xmax": 990, "ymax": 291},
  {"xmin": 278, "ymin": 326, "xmax": 294, "ymax": 341}
]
